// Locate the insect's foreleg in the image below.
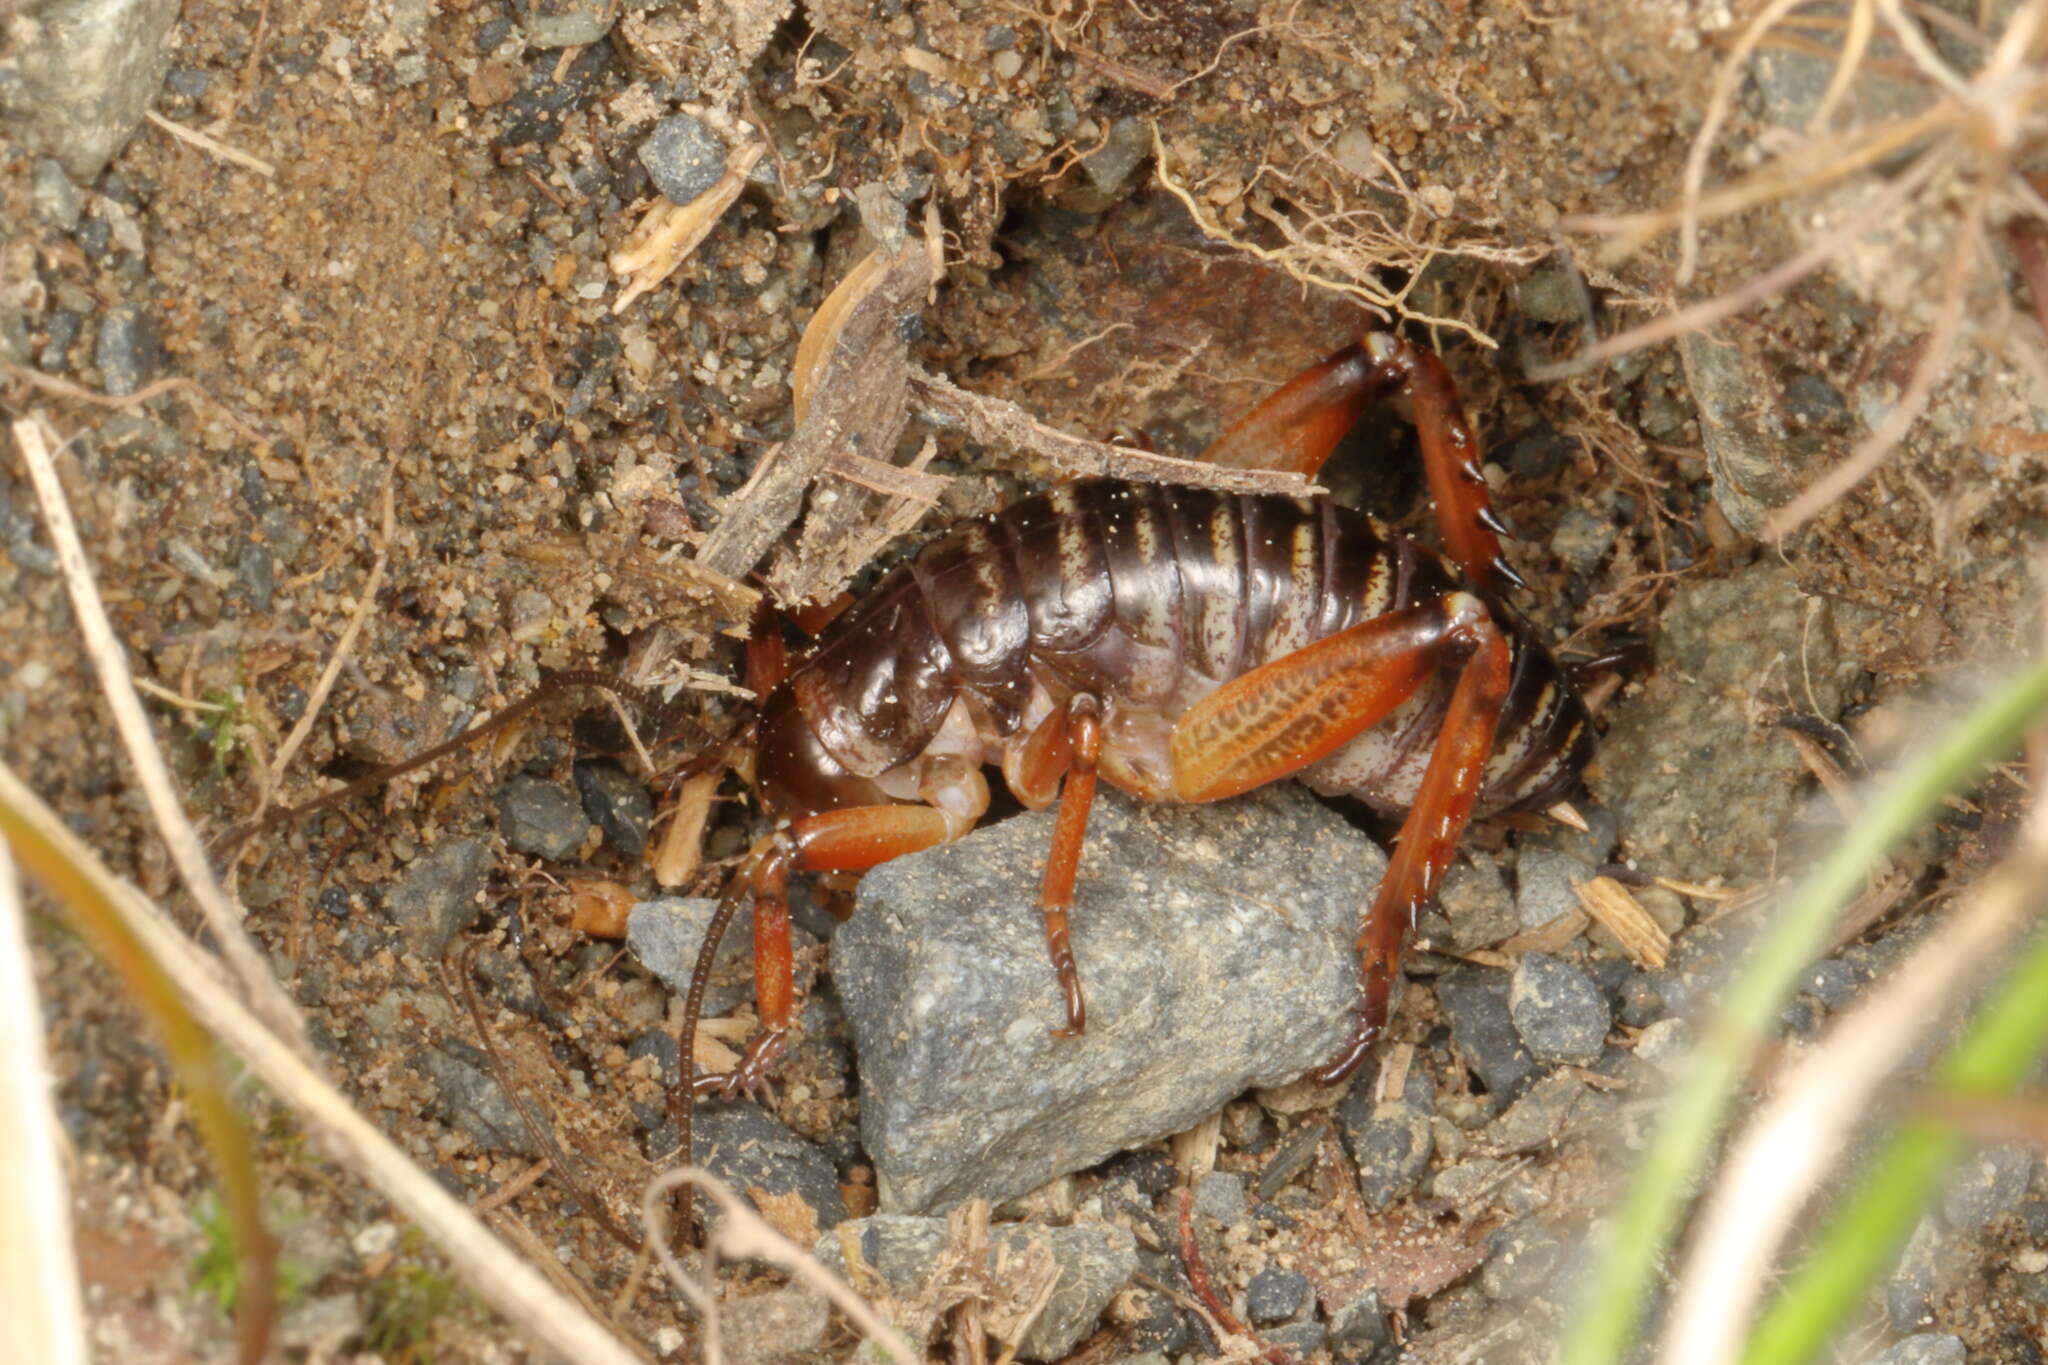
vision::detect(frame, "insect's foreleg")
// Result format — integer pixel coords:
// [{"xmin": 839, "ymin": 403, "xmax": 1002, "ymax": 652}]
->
[
  {"xmin": 1311, "ymin": 603, "xmax": 1511, "ymax": 1085},
  {"xmin": 699, "ymin": 763, "xmax": 991, "ymax": 1097}
]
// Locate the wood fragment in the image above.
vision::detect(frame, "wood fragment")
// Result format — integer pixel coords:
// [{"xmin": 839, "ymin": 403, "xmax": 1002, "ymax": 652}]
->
[
  {"xmin": 696, "ymin": 238, "xmax": 935, "ymax": 593},
  {"xmin": 1575, "ymin": 874, "xmax": 1671, "ymax": 969}
]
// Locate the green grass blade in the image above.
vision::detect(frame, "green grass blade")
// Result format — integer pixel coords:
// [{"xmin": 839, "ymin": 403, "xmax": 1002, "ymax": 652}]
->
[
  {"xmin": 1557, "ymin": 657, "xmax": 2048, "ymax": 1365},
  {"xmin": 1740, "ymin": 919, "xmax": 2048, "ymax": 1365}
]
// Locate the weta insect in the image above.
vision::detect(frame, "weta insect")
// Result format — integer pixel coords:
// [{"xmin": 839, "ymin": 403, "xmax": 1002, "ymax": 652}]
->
[{"xmin": 687, "ymin": 330, "xmax": 1595, "ymax": 1115}]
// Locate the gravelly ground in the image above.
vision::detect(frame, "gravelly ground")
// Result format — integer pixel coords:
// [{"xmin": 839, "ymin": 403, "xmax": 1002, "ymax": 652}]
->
[{"xmin": 7, "ymin": 0, "xmax": 2048, "ymax": 1360}]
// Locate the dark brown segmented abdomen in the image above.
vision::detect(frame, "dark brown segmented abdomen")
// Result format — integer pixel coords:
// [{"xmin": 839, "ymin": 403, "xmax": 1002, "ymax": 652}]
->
[{"xmin": 780, "ymin": 478, "xmax": 1589, "ymax": 815}]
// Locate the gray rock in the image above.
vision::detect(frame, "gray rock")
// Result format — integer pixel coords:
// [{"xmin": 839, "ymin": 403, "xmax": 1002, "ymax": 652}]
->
[
  {"xmin": 815, "ymin": 1214, "xmax": 1137, "ymax": 1360},
  {"xmin": 696, "ymin": 1105, "xmax": 848, "ymax": 1238},
  {"xmin": 93, "ymin": 304, "xmax": 158, "ymax": 397},
  {"xmin": 628, "ymin": 895, "xmax": 757, "ymax": 1018},
  {"xmin": 421, "ymin": 1043, "xmax": 543, "ymax": 1156},
  {"xmin": 839, "ymin": 785, "xmax": 1386, "ymax": 1212},
  {"xmin": 383, "ymin": 838, "xmax": 491, "ymax": 955},
  {"xmin": 1245, "ymin": 1265, "xmax": 1311, "ymax": 1324},
  {"xmin": 1486, "ymin": 1073, "xmax": 1592, "ymax": 1155},
  {"xmin": 720, "ymin": 1283, "xmax": 829, "ymax": 1363},
  {"xmin": 1871, "ymin": 1334, "xmax": 1966, "ymax": 1365},
  {"xmin": 1192, "ymin": 1170, "xmax": 1247, "ymax": 1226},
  {"xmin": 1081, "ymin": 116, "xmax": 1151, "ymax": 196},
  {"xmin": 1547, "ymin": 507, "xmax": 1615, "ymax": 574},
  {"xmin": 524, "ymin": 0, "xmax": 618, "ymax": 47},
  {"xmin": 1509, "ymin": 954, "xmax": 1608, "ymax": 1064},
  {"xmin": 1514, "ymin": 266, "xmax": 1584, "ymax": 325},
  {"xmin": 1480, "ymin": 1224, "xmax": 1569, "ymax": 1305},
  {"xmin": 640, "ymin": 113, "xmax": 727, "ymax": 205},
  {"xmin": 0, "ymin": 0, "xmax": 178, "ymax": 179},
  {"xmin": 1801, "ymin": 956, "xmax": 1866, "ymax": 1010},
  {"xmin": 1590, "ymin": 562, "xmax": 1866, "ymax": 883},
  {"xmin": 1884, "ymin": 1219, "xmax": 1943, "ymax": 1333},
  {"xmin": 1436, "ymin": 967, "xmax": 1536, "ymax": 1104},
  {"xmin": 1515, "ymin": 847, "xmax": 1589, "ymax": 930},
  {"xmin": 30, "ymin": 158, "xmax": 82, "ymax": 230},
  {"xmin": 1940, "ymin": 1141, "xmax": 2036, "ymax": 1232},
  {"xmin": 1437, "ymin": 854, "xmax": 1517, "ymax": 951},
  {"xmin": 1326, "ymin": 1287, "xmax": 1390, "ymax": 1361},
  {"xmin": 573, "ymin": 759, "xmax": 652, "ymax": 857},
  {"xmin": 493, "ymin": 774, "xmax": 591, "ymax": 859},
  {"xmin": 1338, "ymin": 1090, "xmax": 1433, "ymax": 1210}
]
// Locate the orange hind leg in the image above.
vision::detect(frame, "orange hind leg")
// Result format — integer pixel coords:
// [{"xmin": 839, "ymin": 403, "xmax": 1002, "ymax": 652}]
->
[{"xmin": 1201, "ymin": 332, "xmax": 1523, "ymax": 595}]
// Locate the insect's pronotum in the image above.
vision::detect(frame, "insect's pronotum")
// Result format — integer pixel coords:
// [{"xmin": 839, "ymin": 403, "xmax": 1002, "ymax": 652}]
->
[{"xmin": 684, "ymin": 331, "xmax": 1596, "ymax": 1127}]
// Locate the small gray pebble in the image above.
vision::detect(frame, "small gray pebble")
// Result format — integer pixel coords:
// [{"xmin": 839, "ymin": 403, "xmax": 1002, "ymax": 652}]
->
[
  {"xmin": 1327, "ymin": 1288, "xmax": 1389, "ymax": 1359},
  {"xmin": 1262, "ymin": 1320, "xmax": 1327, "ymax": 1358},
  {"xmin": 573, "ymin": 760, "xmax": 653, "ymax": 857},
  {"xmin": 1870, "ymin": 1334, "xmax": 1966, "ymax": 1365},
  {"xmin": 1514, "ymin": 848, "xmax": 1588, "ymax": 930},
  {"xmin": 383, "ymin": 838, "xmax": 491, "ymax": 955},
  {"xmin": 1481, "ymin": 1225, "xmax": 1568, "ymax": 1304},
  {"xmin": 31, "ymin": 158, "xmax": 81, "ymax": 230},
  {"xmin": 639, "ymin": 113, "xmax": 727, "ymax": 205},
  {"xmin": 94, "ymin": 305, "xmax": 159, "ymax": 397},
  {"xmin": 1339, "ymin": 1101, "xmax": 1433, "ymax": 1210},
  {"xmin": 1244, "ymin": 1266, "xmax": 1310, "ymax": 1324},
  {"xmin": 1436, "ymin": 967, "xmax": 1537, "ymax": 1104},
  {"xmin": 1940, "ymin": 1141, "xmax": 2035, "ymax": 1233},
  {"xmin": 1801, "ymin": 957, "xmax": 1865, "ymax": 1010},
  {"xmin": 1192, "ymin": 1171, "xmax": 1247, "ymax": 1226},
  {"xmin": 721, "ymin": 1284, "xmax": 829, "ymax": 1361},
  {"xmin": 1509, "ymin": 954, "xmax": 1609, "ymax": 1064},
  {"xmin": 421, "ymin": 1042, "xmax": 544, "ymax": 1156},
  {"xmin": 697, "ymin": 1105, "xmax": 849, "ymax": 1234},
  {"xmin": 494, "ymin": 774, "xmax": 592, "ymax": 859},
  {"xmin": 1548, "ymin": 506, "xmax": 1615, "ymax": 574}
]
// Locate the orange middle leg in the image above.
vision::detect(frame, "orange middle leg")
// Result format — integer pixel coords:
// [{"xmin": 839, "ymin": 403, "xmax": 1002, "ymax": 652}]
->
[{"xmin": 1200, "ymin": 332, "xmax": 1522, "ymax": 595}]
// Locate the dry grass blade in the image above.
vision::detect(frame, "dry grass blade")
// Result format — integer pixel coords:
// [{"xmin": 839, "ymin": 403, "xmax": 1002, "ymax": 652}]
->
[
  {"xmin": 1660, "ymin": 847, "xmax": 2048, "ymax": 1365},
  {"xmin": 13, "ymin": 416, "xmax": 307, "ymax": 1052},
  {"xmin": 4, "ymin": 774, "xmax": 279, "ymax": 1365},
  {"xmin": 1575, "ymin": 875, "xmax": 1671, "ymax": 969},
  {"xmin": 0, "ymin": 839, "xmax": 88, "ymax": 1365},
  {"xmin": 0, "ymin": 766, "xmax": 641, "ymax": 1365}
]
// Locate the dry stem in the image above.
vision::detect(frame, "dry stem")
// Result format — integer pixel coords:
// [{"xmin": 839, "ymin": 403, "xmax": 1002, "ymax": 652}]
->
[
  {"xmin": 14, "ymin": 416, "xmax": 307, "ymax": 1051},
  {"xmin": 0, "ymin": 767, "xmax": 640, "ymax": 1365}
]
